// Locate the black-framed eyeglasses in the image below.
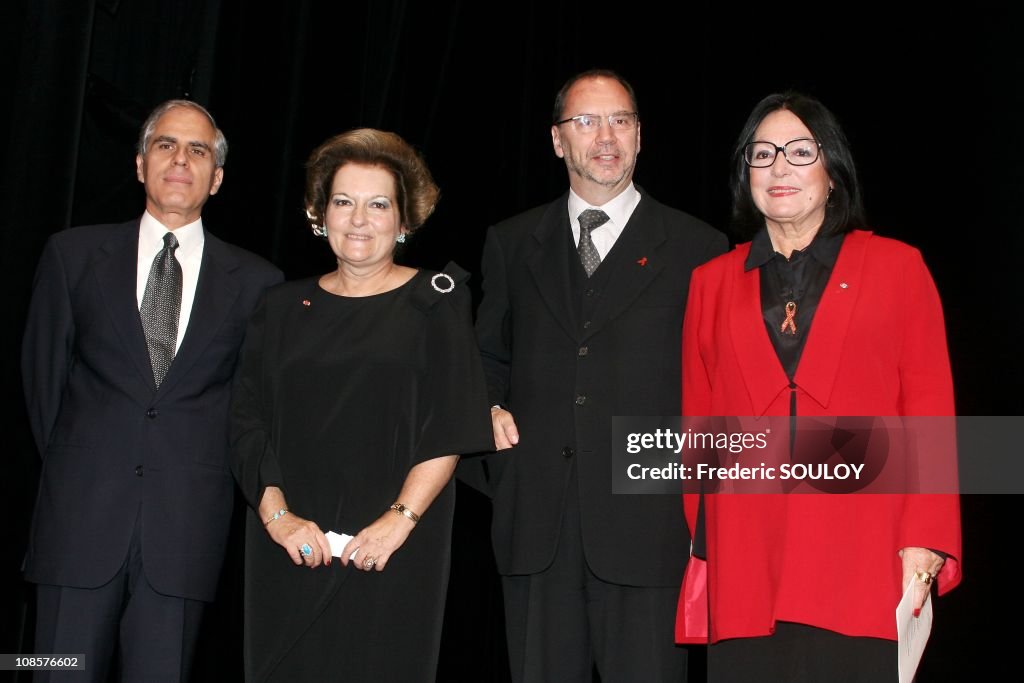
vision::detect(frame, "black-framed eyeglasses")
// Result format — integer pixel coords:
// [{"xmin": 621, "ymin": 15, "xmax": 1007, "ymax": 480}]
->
[
  {"xmin": 554, "ymin": 112, "xmax": 639, "ymax": 133},
  {"xmin": 743, "ymin": 138, "xmax": 821, "ymax": 167}
]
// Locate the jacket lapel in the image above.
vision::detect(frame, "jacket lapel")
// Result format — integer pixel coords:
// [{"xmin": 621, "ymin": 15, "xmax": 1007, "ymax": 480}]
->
[
  {"xmin": 794, "ymin": 230, "xmax": 871, "ymax": 409},
  {"xmin": 583, "ymin": 195, "xmax": 666, "ymax": 340},
  {"xmin": 729, "ymin": 231, "xmax": 872, "ymax": 414},
  {"xmin": 728, "ymin": 248, "xmax": 791, "ymax": 415},
  {"xmin": 526, "ymin": 197, "xmax": 578, "ymax": 340},
  {"xmin": 156, "ymin": 233, "xmax": 241, "ymax": 397},
  {"xmin": 93, "ymin": 220, "xmax": 157, "ymax": 394}
]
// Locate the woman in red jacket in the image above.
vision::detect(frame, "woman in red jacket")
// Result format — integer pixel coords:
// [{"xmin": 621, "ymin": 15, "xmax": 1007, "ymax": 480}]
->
[{"xmin": 676, "ymin": 92, "xmax": 961, "ymax": 680}]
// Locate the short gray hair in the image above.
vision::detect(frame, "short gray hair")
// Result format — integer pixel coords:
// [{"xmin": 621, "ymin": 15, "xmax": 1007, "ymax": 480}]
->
[{"xmin": 137, "ymin": 99, "xmax": 229, "ymax": 167}]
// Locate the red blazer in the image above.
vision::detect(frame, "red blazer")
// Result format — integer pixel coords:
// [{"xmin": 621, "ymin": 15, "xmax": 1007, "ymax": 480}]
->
[{"xmin": 677, "ymin": 230, "xmax": 961, "ymax": 642}]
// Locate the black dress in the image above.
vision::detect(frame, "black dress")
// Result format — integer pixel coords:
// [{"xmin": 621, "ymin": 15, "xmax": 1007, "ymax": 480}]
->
[{"xmin": 230, "ymin": 265, "xmax": 493, "ymax": 682}]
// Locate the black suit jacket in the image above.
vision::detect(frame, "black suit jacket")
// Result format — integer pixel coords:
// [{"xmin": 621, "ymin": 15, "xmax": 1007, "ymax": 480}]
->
[
  {"xmin": 22, "ymin": 219, "xmax": 282, "ymax": 601},
  {"xmin": 469, "ymin": 191, "xmax": 726, "ymax": 586}
]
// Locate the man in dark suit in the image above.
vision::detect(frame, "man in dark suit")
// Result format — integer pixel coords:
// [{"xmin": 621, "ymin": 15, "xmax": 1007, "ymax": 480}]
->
[
  {"xmin": 471, "ymin": 70, "xmax": 727, "ymax": 681},
  {"xmin": 21, "ymin": 99, "xmax": 282, "ymax": 682}
]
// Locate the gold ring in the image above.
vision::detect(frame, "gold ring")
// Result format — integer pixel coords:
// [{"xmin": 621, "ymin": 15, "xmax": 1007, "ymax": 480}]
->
[
  {"xmin": 363, "ymin": 557, "xmax": 377, "ymax": 569},
  {"xmin": 915, "ymin": 570, "xmax": 934, "ymax": 585}
]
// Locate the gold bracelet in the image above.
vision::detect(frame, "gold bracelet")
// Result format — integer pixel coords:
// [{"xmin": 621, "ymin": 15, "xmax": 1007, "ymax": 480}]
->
[
  {"xmin": 390, "ymin": 502, "xmax": 420, "ymax": 524},
  {"xmin": 264, "ymin": 508, "xmax": 288, "ymax": 526}
]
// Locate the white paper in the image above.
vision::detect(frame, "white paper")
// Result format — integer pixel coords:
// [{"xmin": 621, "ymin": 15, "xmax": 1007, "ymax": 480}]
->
[
  {"xmin": 326, "ymin": 530, "xmax": 358, "ymax": 559},
  {"xmin": 896, "ymin": 576, "xmax": 933, "ymax": 683}
]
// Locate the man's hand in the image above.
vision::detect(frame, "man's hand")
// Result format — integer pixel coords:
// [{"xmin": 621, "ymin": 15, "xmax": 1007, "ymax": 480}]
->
[{"xmin": 490, "ymin": 406, "xmax": 520, "ymax": 450}]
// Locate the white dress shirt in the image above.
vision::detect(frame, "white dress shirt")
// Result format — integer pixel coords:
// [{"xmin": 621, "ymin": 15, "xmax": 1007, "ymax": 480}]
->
[
  {"xmin": 136, "ymin": 211, "xmax": 205, "ymax": 353},
  {"xmin": 567, "ymin": 183, "xmax": 641, "ymax": 260}
]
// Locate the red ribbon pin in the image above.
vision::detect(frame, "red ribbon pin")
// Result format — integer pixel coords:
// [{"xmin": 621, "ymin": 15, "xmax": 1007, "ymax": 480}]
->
[{"xmin": 780, "ymin": 301, "xmax": 797, "ymax": 334}]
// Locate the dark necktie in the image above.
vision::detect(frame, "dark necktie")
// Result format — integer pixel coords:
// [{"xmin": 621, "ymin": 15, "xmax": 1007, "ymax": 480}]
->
[
  {"xmin": 578, "ymin": 208, "xmax": 610, "ymax": 277},
  {"xmin": 140, "ymin": 232, "xmax": 182, "ymax": 387}
]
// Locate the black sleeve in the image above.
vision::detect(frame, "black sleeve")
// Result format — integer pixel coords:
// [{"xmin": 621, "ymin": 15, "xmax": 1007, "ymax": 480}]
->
[
  {"xmin": 229, "ymin": 293, "xmax": 284, "ymax": 510},
  {"xmin": 21, "ymin": 235, "xmax": 75, "ymax": 456},
  {"xmin": 474, "ymin": 227, "xmax": 513, "ymax": 407},
  {"xmin": 414, "ymin": 270, "xmax": 495, "ymax": 464}
]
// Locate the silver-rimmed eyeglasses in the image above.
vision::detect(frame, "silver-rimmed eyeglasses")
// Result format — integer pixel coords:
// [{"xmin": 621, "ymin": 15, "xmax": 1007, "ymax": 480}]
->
[
  {"xmin": 743, "ymin": 138, "xmax": 821, "ymax": 167},
  {"xmin": 554, "ymin": 112, "xmax": 639, "ymax": 133}
]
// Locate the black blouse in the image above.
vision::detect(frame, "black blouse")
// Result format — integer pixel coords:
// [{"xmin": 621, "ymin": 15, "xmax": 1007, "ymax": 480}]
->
[{"xmin": 745, "ymin": 229, "xmax": 845, "ymax": 380}]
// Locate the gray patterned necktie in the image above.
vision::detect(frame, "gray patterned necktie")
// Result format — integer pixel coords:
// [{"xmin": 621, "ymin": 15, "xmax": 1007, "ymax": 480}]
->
[
  {"xmin": 140, "ymin": 232, "xmax": 182, "ymax": 387},
  {"xmin": 578, "ymin": 208, "xmax": 610, "ymax": 277}
]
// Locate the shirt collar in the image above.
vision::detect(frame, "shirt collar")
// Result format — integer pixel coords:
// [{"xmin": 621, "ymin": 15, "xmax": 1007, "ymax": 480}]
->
[
  {"xmin": 139, "ymin": 211, "xmax": 205, "ymax": 260},
  {"xmin": 567, "ymin": 183, "xmax": 641, "ymax": 232},
  {"xmin": 744, "ymin": 227, "xmax": 844, "ymax": 271}
]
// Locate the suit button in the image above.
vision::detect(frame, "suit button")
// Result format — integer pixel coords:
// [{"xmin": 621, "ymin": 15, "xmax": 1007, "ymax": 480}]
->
[
  {"xmin": 585, "ymin": 289, "xmax": 595, "ymax": 297},
  {"xmin": 146, "ymin": 409, "xmax": 158, "ymax": 419},
  {"xmin": 575, "ymin": 395, "xmax": 586, "ymax": 405},
  {"xmin": 562, "ymin": 447, "xmax": 575, "ymax": 458},
  {"xmin": 135, "ymin": 465, "xmax": 144, "ymax": 477},
  {"xmin": 578, "ymin": 346, "xmax": 588, "ymax": 357},
  {"xmin": 582, "ymin": 321, "xmax": 591, "ymax": 329}
]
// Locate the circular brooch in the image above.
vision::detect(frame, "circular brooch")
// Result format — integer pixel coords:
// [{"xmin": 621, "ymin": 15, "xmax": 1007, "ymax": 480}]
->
[{"xmin": 431, "ymin": 273, "xmax": 455, "ymax": 294}]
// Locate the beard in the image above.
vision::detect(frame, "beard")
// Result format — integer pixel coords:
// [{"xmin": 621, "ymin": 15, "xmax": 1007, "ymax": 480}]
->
[{"xmin": 564, "ymin": 147, "xmax": 637, "ymax": 190}]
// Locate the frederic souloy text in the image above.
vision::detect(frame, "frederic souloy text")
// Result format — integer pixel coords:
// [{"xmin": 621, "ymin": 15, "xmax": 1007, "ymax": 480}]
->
[
  {"xmin": 626, "ymin": 462, "xmax": 867, "ymax": 481},
  {"xmin": 625, "ymin": 428, "xmax": 768, "ymax": 455}
]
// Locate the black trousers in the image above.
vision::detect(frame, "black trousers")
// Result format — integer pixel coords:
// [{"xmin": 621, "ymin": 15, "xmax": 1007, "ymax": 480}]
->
[
  {"xmin": 32, "ymin": 510, "xmax": 205, "ymax": 683},
  {"xmin": 708, "ymin": 621, "xmax": 896, "ymax": 683},
  {"xmin": 501, "ymin": 465, "xmax": 689, "ymax": 683}
]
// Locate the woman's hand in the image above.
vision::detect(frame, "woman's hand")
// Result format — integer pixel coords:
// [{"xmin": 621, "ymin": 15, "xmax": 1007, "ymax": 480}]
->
[
  {"xmin": 265, "ymin": 511, "xmax": 332, "ymax": 568},
  {"xmin": 339, "ymin": 455, "xmax": 458, "ymax": 572},
  {"xmin": 900, "ymin": 546, "xmax": 945, "ymax": 615},
  {"xmin": 259, "ymin": 486, "xmax": 332, "ymax": 568},
  {"xmin": 340, "ymin": 510, "xmax": 416, "ymax": 572}
]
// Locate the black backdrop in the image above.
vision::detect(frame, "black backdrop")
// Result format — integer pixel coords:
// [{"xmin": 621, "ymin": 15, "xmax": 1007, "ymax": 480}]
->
[{"xmin": 2, "ymin": 2, "xmax": 1021, "ymax": 680}]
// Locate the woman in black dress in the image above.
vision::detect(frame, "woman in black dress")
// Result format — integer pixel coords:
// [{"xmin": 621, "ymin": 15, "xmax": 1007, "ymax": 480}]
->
[{"xmin": 230, "ymin": 128, "xmax": 493, "ymax": 681}]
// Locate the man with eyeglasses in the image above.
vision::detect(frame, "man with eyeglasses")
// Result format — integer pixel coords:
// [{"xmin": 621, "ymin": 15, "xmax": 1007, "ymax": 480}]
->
[{"xmin": 466, "ymin": 69, "xmax": 727, "ymax": 681}]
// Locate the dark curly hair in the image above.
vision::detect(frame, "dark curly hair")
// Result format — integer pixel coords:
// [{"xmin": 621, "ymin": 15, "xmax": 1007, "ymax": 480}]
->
[{"xmin": 304, "ymin": 128, "xmax": 439, "ymax": 235}]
